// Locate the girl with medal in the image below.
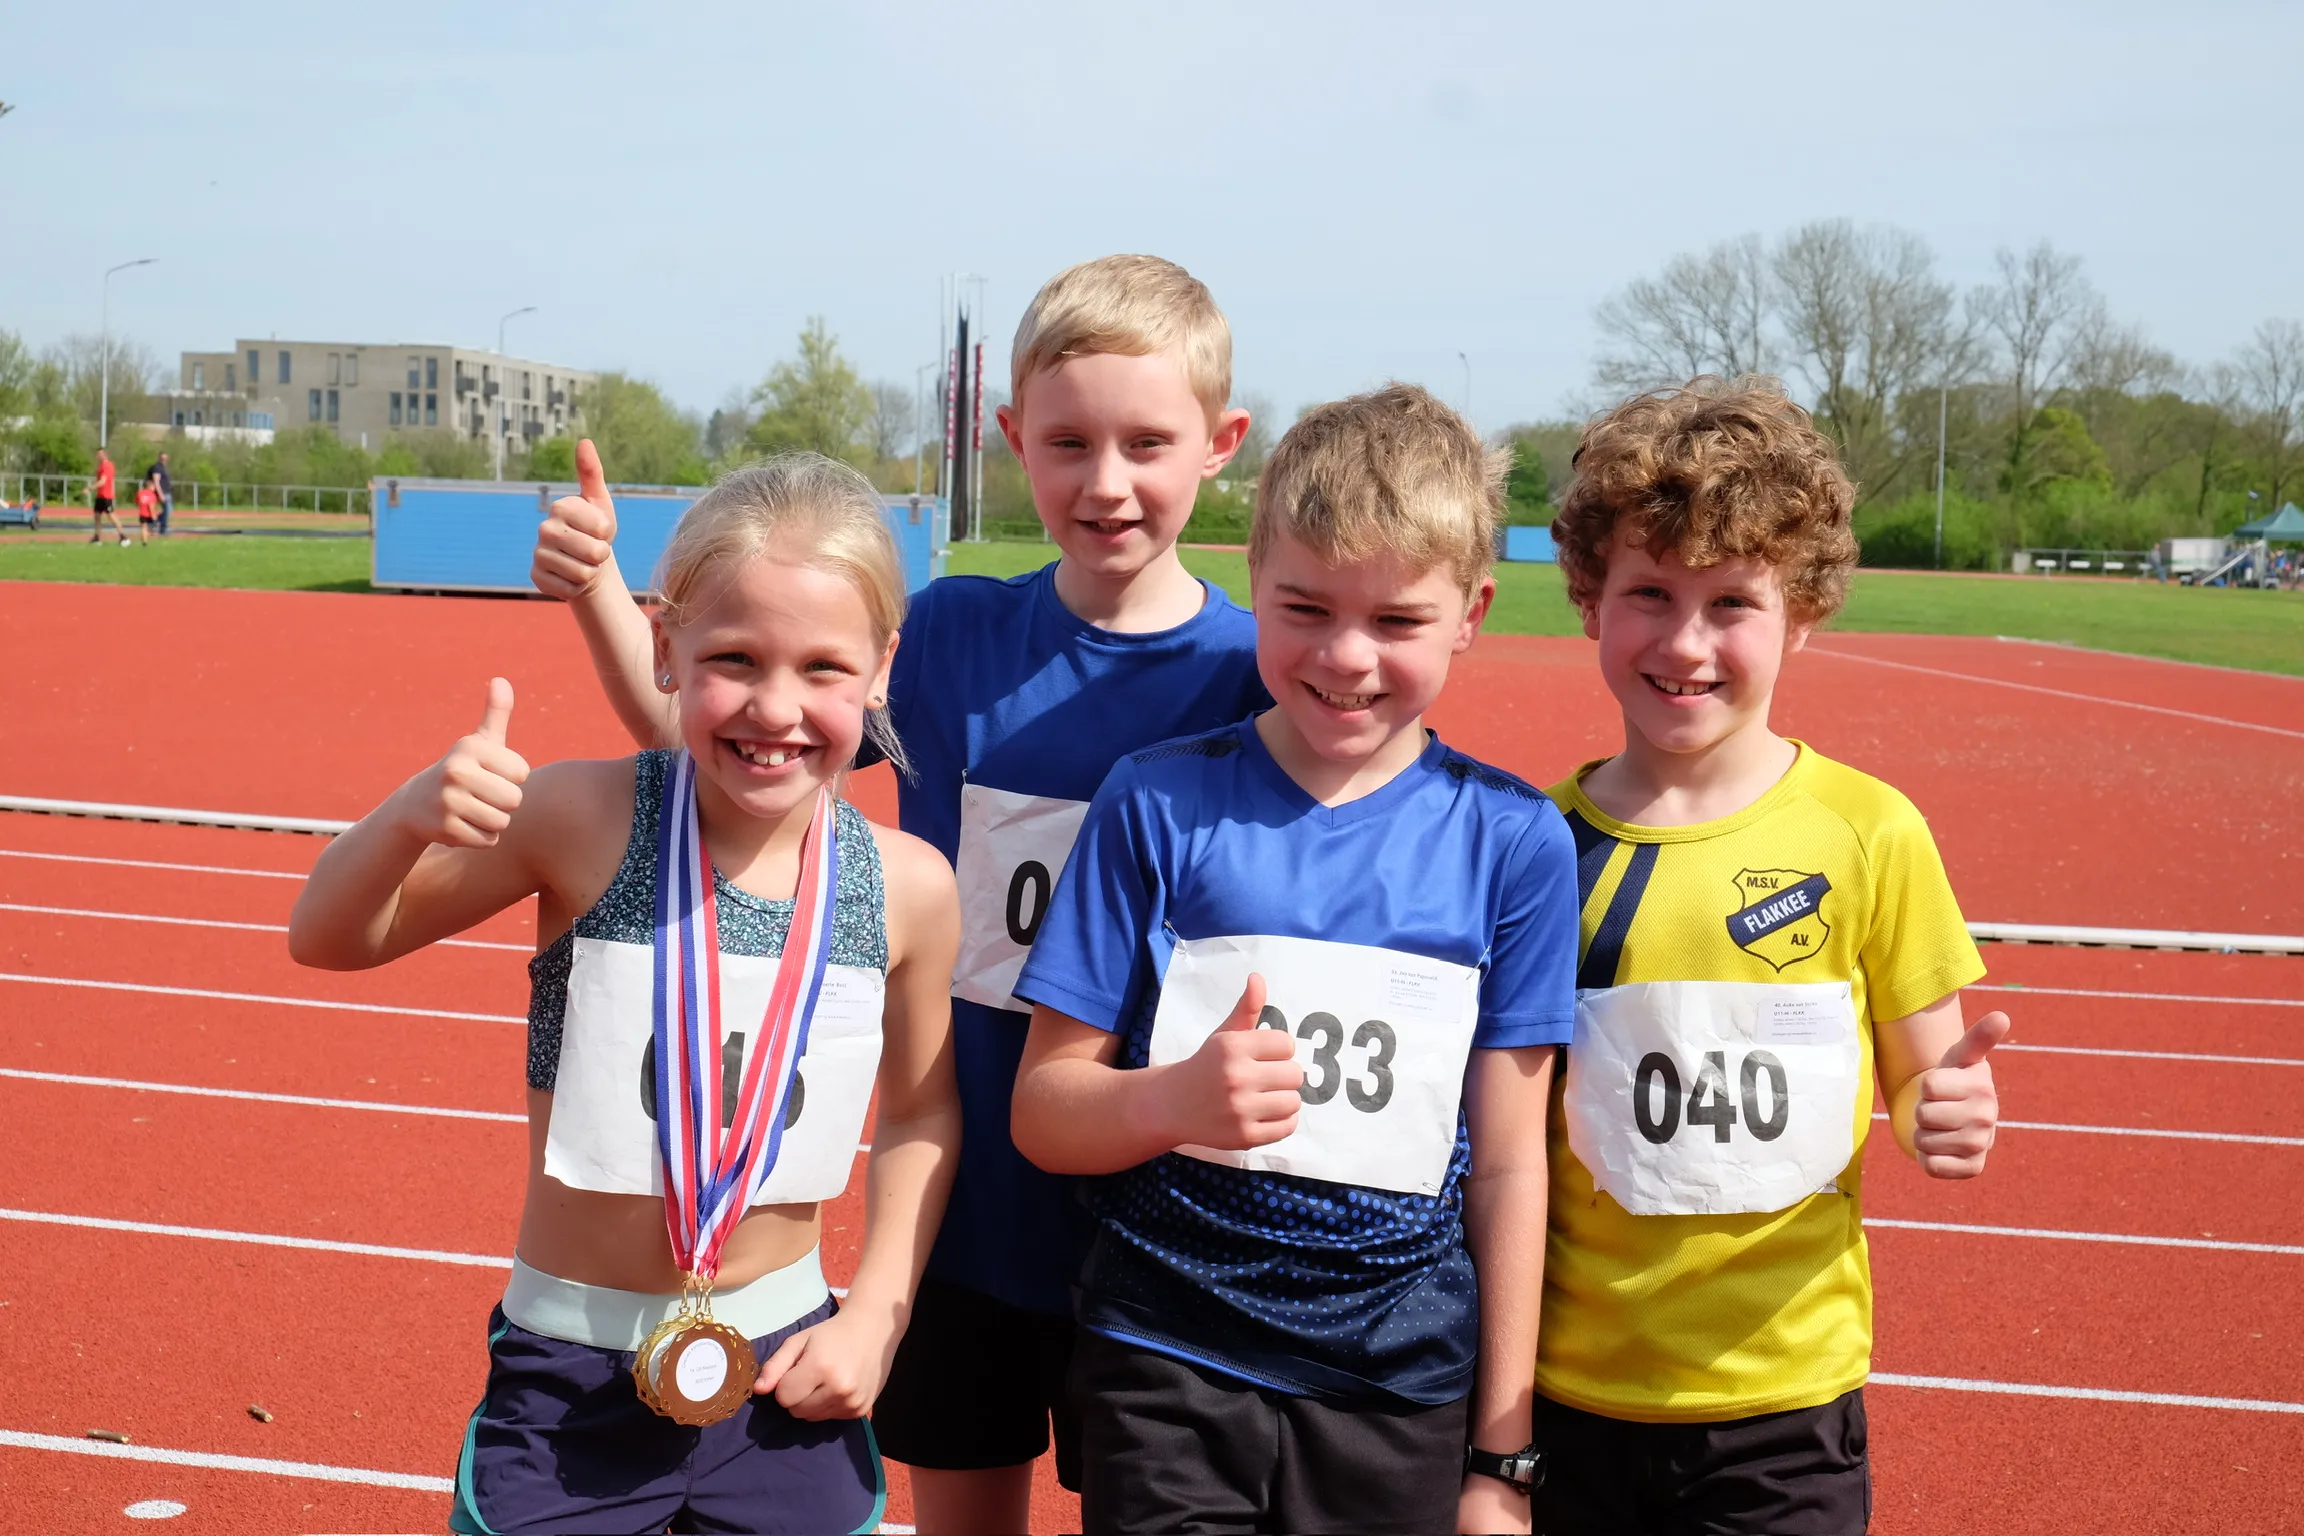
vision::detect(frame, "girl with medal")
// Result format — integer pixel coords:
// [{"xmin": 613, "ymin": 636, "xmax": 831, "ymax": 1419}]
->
[{"xmin": 291, "ymin": 455, "xmax": 962, "ymax": 1536}]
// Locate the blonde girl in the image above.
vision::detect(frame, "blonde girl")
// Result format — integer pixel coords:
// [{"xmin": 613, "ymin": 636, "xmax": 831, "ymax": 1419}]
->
[{"xmin": 291, "ymin": 454, "xmax": 960, "ymax": 1535}]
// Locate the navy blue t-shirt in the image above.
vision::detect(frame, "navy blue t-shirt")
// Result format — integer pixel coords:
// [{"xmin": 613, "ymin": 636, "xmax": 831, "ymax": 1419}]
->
[
  {"xmin": 879, "ymin": 563, "xmax": 1267, "ymax": 1316},
  {"xmin": 1012, "ymin": 720, "xmax": 1580, "ymax": 1404}
]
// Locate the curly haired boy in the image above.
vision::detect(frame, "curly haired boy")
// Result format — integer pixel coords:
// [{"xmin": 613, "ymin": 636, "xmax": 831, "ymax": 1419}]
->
[{"xmin": 1534, "ymin": 376, "xmax": 2010, "ymax": 1535}]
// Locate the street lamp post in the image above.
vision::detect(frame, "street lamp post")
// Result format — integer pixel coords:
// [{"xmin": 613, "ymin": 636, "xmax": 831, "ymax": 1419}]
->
[
  {"xmin": 1933, "ymin": 384, "xmax": 1949, "ymax": 570},
  {"xmin": 913, "ymin": 361, "xmax": 936, "ymax": 497},
  {"xmin": 495, "ymin": 306, "xmax": 537, "ymax": 481},
  {"xmin": 100, "ymin": 258, "xmax": 158, "ymax": 452},
  {"xmin": 1458, "ymin": 352, "xmax": 1472, "ymax": 427}
]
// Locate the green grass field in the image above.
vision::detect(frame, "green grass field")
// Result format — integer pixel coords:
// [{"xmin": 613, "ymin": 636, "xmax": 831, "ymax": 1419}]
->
[
  {"xmin": 943, "ymin": 543, "xmax": 2304, "ymax": 677},
  {"xmin": 0, "ymin": 528, "xmax": 2295, "ymax": 676}
]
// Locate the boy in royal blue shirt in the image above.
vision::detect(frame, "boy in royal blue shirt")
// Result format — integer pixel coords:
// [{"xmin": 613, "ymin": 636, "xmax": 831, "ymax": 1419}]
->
[
  {"xmin": 1011, "ymin": 385, "xmax": 1580, "ymax": 1536},
  {"xmin": 534, "ymin": 256, "xmax": 1266, "ymax": 1531}
]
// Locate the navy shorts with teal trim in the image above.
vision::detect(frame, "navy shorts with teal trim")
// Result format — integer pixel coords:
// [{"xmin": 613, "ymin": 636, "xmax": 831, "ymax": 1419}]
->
[{"xmin": 451, "ymin": 1299, "xmax": 884, "ymax": 1536}]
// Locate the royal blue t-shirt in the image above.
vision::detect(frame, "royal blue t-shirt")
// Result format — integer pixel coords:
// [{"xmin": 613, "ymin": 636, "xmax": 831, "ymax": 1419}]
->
[
  {"xmin": 1012, "ymin": 719, "xmax": 1580, "ymax": 1404},
  {"xmin": 878, "ymin": 563, "xmax": 1267, "ymax": 1316}
]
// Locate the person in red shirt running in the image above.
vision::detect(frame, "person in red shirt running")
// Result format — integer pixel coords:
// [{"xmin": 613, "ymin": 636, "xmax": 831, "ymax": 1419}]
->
[{"xmin": 89, "ymin": 451, "xmax": 130, "ymax": 546}]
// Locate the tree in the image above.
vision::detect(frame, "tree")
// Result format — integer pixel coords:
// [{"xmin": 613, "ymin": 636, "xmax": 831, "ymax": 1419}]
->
[
  {"xmin": 2232, "ymin": 318, "xmax": 2304, "ymax": 514},
  {"xmin": 1591, "ymin": 234, "xmax": 1772, "ymax": 396},
  {"xmin": 747, "ymin": 317, "xmax": 873, "ymax": 465},
  {"xmin": 577, "ymin": 372, "xmax": 706, "ymax": 485},
  {"xmin": 1771, "ymin": 220, "xmax": 1970, "ymax": 501},
  {"xmin": 866, "ymin": 381, "xmax": 917, "ymax": 461},
  {"xmin": 1501, "ymin": 430, "xmax": 1553, "ymax": 526}
]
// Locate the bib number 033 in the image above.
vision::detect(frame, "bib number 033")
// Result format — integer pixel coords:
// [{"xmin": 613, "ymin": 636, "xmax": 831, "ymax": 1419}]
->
[
  {"xmin": 1257, "ymin": 1006, "xmax": 1397, "ymax": 1113},
  {"xmin": 1631, "ymin": 1048, "xmax": 1788, "ymax": 1145}
]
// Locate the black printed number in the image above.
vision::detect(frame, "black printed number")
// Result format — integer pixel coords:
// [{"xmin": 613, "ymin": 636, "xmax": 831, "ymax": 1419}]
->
[
  {"xmin": 1255, "ymin": 1006, "xmax": 1396, "ymax": 1114},
  {"xmin": 1005, "ymin": 861, "xmax": 1052, "ymax": 947},
  {"xmin": 1632, "ymin": 1049, "xmax": 1787, "ymax": 1146},
  {"xmin": 639, "ymin": 1033, "xmax": 803, "ymax": 1130}
]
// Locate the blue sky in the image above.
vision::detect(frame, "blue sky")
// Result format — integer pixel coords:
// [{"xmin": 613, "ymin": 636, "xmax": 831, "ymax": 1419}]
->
[{"xmin": 4, "ymin": 0, "xmax": 2295, "ymax": 432}]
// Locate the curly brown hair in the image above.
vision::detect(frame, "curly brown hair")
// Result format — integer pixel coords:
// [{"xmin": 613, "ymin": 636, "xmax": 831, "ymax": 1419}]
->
[{"xmin": 1552, "ymin": 375, "xmax": 1858, "ymax": 624}]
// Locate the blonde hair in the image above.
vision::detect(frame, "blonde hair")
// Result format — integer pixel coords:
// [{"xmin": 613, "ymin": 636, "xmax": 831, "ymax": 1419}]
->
[
  {"xmin": 1554, "ymin": 375, "xmax": 1858, "ymax": 624},
  {"xmin": 1010, "ymin": 255, "xmax": 1232, "ymax": 421},
  {"xmin": 654, "ymin": 453, "xmax": 910, "ymax": 773},
  {"xmin": 1249, "ymin": 383, "xmax": 1505, "ymax": 597}
]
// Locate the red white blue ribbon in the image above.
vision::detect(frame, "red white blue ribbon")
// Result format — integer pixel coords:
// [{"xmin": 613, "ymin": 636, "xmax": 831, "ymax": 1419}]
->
[{"xmin": 650, "ymin": 751, "xmax": 840, "ymax": 1281}]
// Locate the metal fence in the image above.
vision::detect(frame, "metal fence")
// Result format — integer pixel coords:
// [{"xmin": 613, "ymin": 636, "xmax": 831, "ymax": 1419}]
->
[
  {"xmin": 0, "ymin": 471, "xmax": 370, "ymax": 517},
  {"xmin": 2010, "ymin": 547, "xmax": 2153, "ymax": 575}
]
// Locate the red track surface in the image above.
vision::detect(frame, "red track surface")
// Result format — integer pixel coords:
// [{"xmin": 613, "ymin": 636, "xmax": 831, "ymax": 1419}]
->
[{"xmin": 1, "ymin": 581, "xmax": 2299, "ymax": 1534}]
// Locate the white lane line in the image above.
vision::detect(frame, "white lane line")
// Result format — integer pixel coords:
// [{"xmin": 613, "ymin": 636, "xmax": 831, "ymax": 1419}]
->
[
  {"xmin": 0, "ymin": 1207, "xmax": 513, "ymax": 1268},
  {"xmin": 1804, "ymin": 646, "xmax": 2304, "ymax": 741},
  {"xmin": 0, "ymin": 847, "xmax": 307, "ymax": 880},
  {"xmin": 0, "ymin": 900, "xmax": 529, "ymax": 953},
  {"xmin": 0, "ymin": 1429, "xmax": 451, "ymax": 1491},
  {"xmin": 0, "ymin": 972, "xmax": 523, "ymax": 1024},
  {"xmin": 1869, "ymin": 1111, "xmax": 2304, "ymax": 1147},
  {"xmin": 0, "ymin": 1068, "xmax": 527, "ymax": 1122},
  {"xmin": 0, "ymin": 794, "xmax": 350, "ymax": 836},
  {"xmin": 1865, "ymin": 1217, "xmax": 2304, "ymax": 1257},
  {"xmin": 2001, "ymin": 1043, "xmax": 2304, "ymax": 1067},
  {"xmin": 1870, "ymin": 1372, "xmax": 2304, "ymax": 1415},
  {"xmin": 1971, "ymin": 983, "xmax": 2304, "ymax": 1009}
]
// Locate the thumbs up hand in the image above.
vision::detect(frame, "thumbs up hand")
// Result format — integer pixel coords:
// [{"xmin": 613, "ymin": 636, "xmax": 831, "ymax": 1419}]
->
[
  {"xmin": 531, "ymin": 439, "xmax": 620, "ymax": 600},
  {"xmin": 1148, "ymin": 974, "xmax": 1305, "ymax": 1153},
  {"xmin": 397, "ymin": 678, "xmax": 532, "ymax": 849},
  {"xmin": 1912, "ymin": 1011, "xmax": 2009, "ymax": 1179}
]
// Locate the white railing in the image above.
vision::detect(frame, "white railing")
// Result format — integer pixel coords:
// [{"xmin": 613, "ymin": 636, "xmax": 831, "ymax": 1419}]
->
[{"xmin": 0, "ymin": 471, "xmax": 369, "ymax": 517}]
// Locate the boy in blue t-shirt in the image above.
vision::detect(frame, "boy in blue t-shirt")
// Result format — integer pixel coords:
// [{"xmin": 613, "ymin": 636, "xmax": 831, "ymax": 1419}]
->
[
  {"xmin": 533, "ymin": 256, "xmax": 1267, "ymax": 1529},
  {"xmin": 1011, "ymin": 384, "xmax": 1580, "ymax": 1536}
]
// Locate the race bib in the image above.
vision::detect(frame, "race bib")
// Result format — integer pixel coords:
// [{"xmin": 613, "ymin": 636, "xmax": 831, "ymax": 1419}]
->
[
  {"xmin": 544, "ymin": 939, "xmax": 884, "ymax": 1207},
  {"xmin": 1564, "ymin": 980, "xmax": 1861, "ymax": 1217},
  {"xmin": 1147, "ymin": 933, "xmax": 1482, "ymax": 1196},
  {"xmin": 950, "ymin": 784, "xmax": 1090, "ymax": 1011}
]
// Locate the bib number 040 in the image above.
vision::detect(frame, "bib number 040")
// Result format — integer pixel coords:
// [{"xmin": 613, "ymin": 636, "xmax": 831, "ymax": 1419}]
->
[
  {"xmin": 1256, "ymin": 1005, "xmax": 1397, "ymax": 1113},
  {"xmin": 1632, "ymin": 1048, "xmax": 1788, "ymax": 1145}
]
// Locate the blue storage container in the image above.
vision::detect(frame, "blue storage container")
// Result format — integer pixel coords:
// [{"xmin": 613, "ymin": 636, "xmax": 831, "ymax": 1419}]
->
[
  {"xmin": 1503, "ymin": 525, "xmax": 1556, "ymax": 563},
  {"xmin": 370, "ymin": 477, "xmax": 948, "ymax": 595}
]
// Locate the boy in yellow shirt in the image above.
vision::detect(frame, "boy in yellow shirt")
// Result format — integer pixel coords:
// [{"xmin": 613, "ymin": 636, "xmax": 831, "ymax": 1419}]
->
[{"xmin": 1535, "ymin": 377, "xmax": 2010, "ymax": 1534}]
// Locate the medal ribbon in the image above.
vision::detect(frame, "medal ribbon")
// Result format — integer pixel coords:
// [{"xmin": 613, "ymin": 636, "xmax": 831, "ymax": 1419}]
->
[{"xmin": 650, "ymin": 751, "xmax": 840, "ymax": 1283}]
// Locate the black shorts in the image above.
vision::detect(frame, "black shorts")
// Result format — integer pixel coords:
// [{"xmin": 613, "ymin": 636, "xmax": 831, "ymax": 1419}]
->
[
  {"xmin": 873, "ymin": 1276, "xmax": 1081, "ymax": 1490},
  {"xmin": 1068, "ymin": 1328, "xmax": 1467, "ymax": 1536},
  {"xmin": 92, "ymin": 496, "xmax": 114, "ymax": 514},
  {"xmin": 1532, "ymin": 1387, "xmax": 1870, "ymax": 1536}
]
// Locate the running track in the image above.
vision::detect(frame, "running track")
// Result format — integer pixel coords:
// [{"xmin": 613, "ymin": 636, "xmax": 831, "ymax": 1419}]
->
[{"xmin": 0, "ymin": 582, "xmax": 2297, "ymax": 1533}]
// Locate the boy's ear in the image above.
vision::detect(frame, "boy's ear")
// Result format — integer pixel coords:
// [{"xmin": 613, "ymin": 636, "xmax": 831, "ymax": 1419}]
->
[
  {"xmin": 995, "ymin": 402, "xmax": 1027, "ymax": 461},
  {"xmin": 1578, "ymin": 597, "xmax": 1601, "ymax": 642},
  {"xmin": 1784, "ymin": 616, "xmax": 1818, "ymax": 656},
  {"xmin": 1201, "ymin": 406, "xmax": 1252, "ymax": 477},
  {"xmin": 1453, "ymin": 574, "xmax": 1497, "ymax": 653}
]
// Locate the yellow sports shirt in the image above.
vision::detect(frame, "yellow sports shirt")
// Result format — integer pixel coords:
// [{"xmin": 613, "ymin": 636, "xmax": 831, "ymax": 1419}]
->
[{"xmin": 1536, "ymin": 742, "xmax": 1984, "ymax": 1422}]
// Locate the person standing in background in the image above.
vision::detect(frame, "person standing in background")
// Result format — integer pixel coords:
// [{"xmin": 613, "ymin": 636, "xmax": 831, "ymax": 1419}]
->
[
  {"xmin": 89, "ymin": 450, "xmax": 130, "ymax": 546},
  {"xmin": 148, "ymin": 451, "xmax": 174, "ymax": 536}
]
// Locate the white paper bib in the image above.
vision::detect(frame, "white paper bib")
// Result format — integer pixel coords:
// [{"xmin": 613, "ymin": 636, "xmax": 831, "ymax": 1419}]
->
[
  {"xmin": 1147, "ymin": 933, "xmax": 1482, "ymax": 1196},
  {"xmin": 1564, "ymin": 979, "xmax": 1861, "ymax": 1217},
  {"xmin": 544, "ymin": 938, "xmax": 883, "ymax": 1206},
  {"xmin": 950, "ymin": 784, "xmax": 1090, "ymax": 1011}
]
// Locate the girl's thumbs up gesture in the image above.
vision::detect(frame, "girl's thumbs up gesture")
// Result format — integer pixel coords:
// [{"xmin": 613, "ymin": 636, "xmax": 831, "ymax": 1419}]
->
[{"xmin": 397, "ymin": 677, "xmax": 532, "ymax": 848}]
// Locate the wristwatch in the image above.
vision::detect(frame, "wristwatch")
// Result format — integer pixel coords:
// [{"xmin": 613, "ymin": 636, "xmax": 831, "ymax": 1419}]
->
[{"xmin": 1464, "ymin": 1442, "xmax": 1544, "ymax": 1495}]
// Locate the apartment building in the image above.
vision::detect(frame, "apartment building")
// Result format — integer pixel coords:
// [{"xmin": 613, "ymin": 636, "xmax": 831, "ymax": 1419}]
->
[{"xmin": 165, "ymin": 339, "xmax": 599, "ymax": 458}]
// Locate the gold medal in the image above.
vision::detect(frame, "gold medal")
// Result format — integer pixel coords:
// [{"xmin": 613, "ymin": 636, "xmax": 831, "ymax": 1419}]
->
[{"xmin": 632, "ymin": 1278, "xmax": 755, "ymax": 1426}]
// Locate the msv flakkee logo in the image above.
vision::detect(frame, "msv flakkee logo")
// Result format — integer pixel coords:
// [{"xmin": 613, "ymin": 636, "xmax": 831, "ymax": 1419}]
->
[{"xmin": 1725, "ymin": 869, "xmax": 1832, "ymax": 971}]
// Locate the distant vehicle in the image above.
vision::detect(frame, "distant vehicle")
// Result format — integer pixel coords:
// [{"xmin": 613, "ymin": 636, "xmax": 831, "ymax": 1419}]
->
[
  {"xmin": 2159, "ymin": 537, "xmax": 2228, "ymax": 578},
  {"xmin": 0, "ymin": 497, "xmax": 39, "ymax": 531}
]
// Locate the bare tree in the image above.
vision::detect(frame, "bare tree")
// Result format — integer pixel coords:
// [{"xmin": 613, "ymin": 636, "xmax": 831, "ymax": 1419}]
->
[
  {"xmin": 2232, "ymin": 318, "xmax": 2304, "ymax": 513},
  {"xmin": 867, "ymin": 380, "xmax": 918, "ymax": 462},
  {"xmin": 1968, "ymin": 242, "xmax": 2101, "ymax": 516},
  {"xmin": 1591, "ymin": 234, "xmax": 1773, "ymax": 397},
  {"xmin": 44, "ymin": 332, "xmax": 162, "ymax": 426},
  {"xmin": 1230, "ymin": 391, "xmax": 1277, "ymax": 480},
  {"xmin": 1770, "ymin": 220, "xmax": 1972, "ymax": 501}
]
